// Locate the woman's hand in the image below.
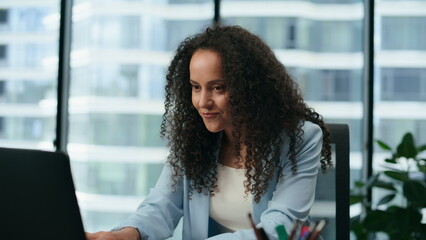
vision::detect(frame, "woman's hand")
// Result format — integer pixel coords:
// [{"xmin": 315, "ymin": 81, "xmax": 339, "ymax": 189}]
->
[{"xmin": 85, "ymin": 227, "xmax": 140, "ymax": 240}]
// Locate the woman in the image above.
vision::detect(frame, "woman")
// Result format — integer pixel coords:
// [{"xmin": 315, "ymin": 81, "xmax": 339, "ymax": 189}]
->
[{"xmin": 87, "ymin": 25, "xmax": 332, "ymax": 240}]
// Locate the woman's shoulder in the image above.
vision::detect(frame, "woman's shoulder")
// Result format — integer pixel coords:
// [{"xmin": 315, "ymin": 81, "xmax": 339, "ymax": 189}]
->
[
  {"xmin": 301, "ymin": 121, "xmax": 323, "ymax": 138},
  {"xmin": 281, "ymin": 120, "xmax": 322, "ymax": 139},
  {"xmin": 278, "ymin": 121, "xmax": 323, "ymax": 165}
]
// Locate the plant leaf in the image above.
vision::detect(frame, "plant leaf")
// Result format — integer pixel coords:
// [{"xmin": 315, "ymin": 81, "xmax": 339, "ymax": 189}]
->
[
  {"xmin": 417, "ymin": 163, "xmax": 426, "ymax": 174},
  {"xmin": 363, "ymin": 210, "xmax": 392, "ymax": 231},
  {"xmin": 386, "ymin": 205, "xmax": 400, "ymax": 213},
  {"xmin": 396, "ymin": 133, "xmax": 418, "ymax": 158},
  {"xmin": 355, "ymin": 181, "xmax": 365, "ymax": 188},
  {"xmin": 365, "ymin": 173, "xmax": 380, "ymax": 188},
  {"xmin": 418, "ymin": 144, "xmax": 426, "ymax": 153},
  {"xmin": 391, "ymin": 206, "xmax": 423, "ymax": 238},
  {"xmin": 384, "ymin": 171, "xmax": 408, "ymax": 182},
  {"xmin": 419, "ymin": 223, "xmax": 426, "ymax": 238},
  {"xmin": 385, "ymin": 158, "xmax": 397, "ymax": 164},
  {"xmin": 377, "ymin": 193, "xmax": 396, "ymax": 206},
  {"xmin": 377, "ymin": 139, "xmax": 392, "ymax": 151},
  {"xmin": 382, "ymin": 163, "xmax": 400, "ymax": 172},
  {"xmin": 350, "ymin": 195, "xmax": 363, "ymax": 205},
  {"xmin": 350, "ymin": 215, "xmax": 369, "ymax": 240},
  {"xmin": 403, "ymin": 180, "xmax": 426, "ymax": 207},
  {"xmin": 372, "ymin": 181, "xmax": 396, "ymax": 191}
]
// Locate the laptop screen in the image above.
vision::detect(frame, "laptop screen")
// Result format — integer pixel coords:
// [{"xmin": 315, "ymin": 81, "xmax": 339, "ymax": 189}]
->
[{"xmin": 0, "ymin": 147, "xmax": 86, "ymax": 240}]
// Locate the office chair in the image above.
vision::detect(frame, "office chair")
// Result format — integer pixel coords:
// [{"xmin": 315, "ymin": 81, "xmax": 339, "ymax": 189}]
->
[{"xmin": 310, "ymin": 123, "xmax": 350, "ymax": 240}]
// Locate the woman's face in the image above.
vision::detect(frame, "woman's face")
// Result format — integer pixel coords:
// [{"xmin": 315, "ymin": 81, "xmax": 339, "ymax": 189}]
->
[{"xmin": 190, "ymin": 49, "xmax": 233, "ymax": 135}]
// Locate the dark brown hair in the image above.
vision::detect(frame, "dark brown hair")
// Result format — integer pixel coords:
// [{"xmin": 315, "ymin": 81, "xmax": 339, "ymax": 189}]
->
[{"xmin": 161, "ymin": 25, "xmax": 332, "ymax": 202}]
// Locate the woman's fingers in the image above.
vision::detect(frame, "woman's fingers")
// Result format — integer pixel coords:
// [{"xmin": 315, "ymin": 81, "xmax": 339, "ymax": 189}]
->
[
  {"xmin": 84, "ymin": 228, "xmax": 139, "ymax": 240},
  {"xmin": 85, "ymin": 231, "xmax": 109, "ymax": 240}
]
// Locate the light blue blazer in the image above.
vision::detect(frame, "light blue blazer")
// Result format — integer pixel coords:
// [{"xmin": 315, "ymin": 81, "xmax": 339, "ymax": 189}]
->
[{"xmin": 114, "ymin": 121, "xmax": 323, "ymax": 240}]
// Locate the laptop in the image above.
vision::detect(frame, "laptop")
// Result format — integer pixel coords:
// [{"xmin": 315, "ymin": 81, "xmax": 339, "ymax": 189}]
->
[{"xmin": 0, "ymin": 147, "xmax": 86, "ymax": 240}]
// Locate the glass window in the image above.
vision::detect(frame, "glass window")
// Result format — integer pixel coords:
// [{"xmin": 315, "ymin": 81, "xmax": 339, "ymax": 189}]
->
[
  {"xmin": 0, "ymin": 80, "xmax": 5, "ymax": 95},
  {"xmin": 373, "ymin": 1, "xmax": 426, "ymax": 234},
  {"xmin": 0, "ymin": 4, "xmax": 59, "ymax": 150},
  {"xmin": 377, "ymin": 119, "xmax": 426, "ymax": 151},
  {"xmin": 0, "ymin": 117, "xmax": 5, "ymax": 137},
  {"xmin": 11, "ymin": 0, "xmax": 426, "ymax": 239},
  {"xmin": 166, "ymin": 20, "xmax": 211, "ymax": 51},
  {"xmin": 0, "ymin": 45, "xmax": 6, "ymax": 59},
  {"xmin": 222, "ymin": 2, "xmax": 364, "ymax": 239},
  {"xmin": 298, "ymin": 69, "xmax": 362, "ymax": 101},
  {"xmin": 223, "ymin": 0, "xmax": 362, "ymax": 2},
  {"xmin": 310, "ymin": 20, "xmax": 362, "ymax": 52},
  {"xmin": 381, "ymin": 68, "xmax": 426, "ymax": 101},
  {"xmin": 375, "ymin": 1, "xmax": 426, "ymax": 147},
  {"xmin": 0, "ymin": 9, "xmax": 8, "ymax": 24},
  {"xmin": 68, "ymin": 1, "xmax": 213, "ymax": 235},
  {"xmin": 382, "ymin": 17, "xmax": 426, "ymax": 50},
  {"xmin": 224, "ymin": 17, "xmax": 362, "ymax": 53}
]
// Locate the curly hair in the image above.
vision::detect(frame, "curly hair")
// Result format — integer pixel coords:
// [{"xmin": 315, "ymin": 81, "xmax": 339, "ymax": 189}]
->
[{"xmin": 161, "ymin": 25, "xmax": 332, "ymax": 203}]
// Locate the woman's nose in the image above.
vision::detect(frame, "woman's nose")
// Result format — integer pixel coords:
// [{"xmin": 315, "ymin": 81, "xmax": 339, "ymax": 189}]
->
[{"xmin": 199, "ymin": 90, "xmax": 213, "ymax": 108}]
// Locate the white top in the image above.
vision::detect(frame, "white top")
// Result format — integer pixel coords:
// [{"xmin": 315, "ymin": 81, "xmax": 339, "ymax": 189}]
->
[{"xmin": 209, "ymin": 164, "xmax": 253, "ymax": 231}]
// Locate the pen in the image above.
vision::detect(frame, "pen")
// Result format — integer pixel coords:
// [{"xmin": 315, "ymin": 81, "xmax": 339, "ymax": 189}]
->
[
  {"xmin": 275, "ymin": 225, "xmax": 288, "ymax": 240},
  {"xmin": 288, "ymin": 220, "xmax": 300, "ymax": 240},
  {"xmin": 307, "ymin": 219, "xmax": 327, "ymax": 240},
  {"xmin": 248, "ymin": 213, "xmax": 263, "ymax": 240},
  {"xmin": 299, "ymin": 225, "xmax": 311, "ymax": 240},
  {"xmin": 302, "ymin": 221, "xmax": 318, "ymax": 240},
  {"xmin": 259, "ymin": 227, "xmax": 270, "ymax": 240}
]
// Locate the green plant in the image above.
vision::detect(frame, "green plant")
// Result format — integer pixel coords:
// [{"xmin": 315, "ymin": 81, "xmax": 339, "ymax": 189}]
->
[{"xmin": 350, "ymin": 133, "xmax": 426, "ymax": 240}]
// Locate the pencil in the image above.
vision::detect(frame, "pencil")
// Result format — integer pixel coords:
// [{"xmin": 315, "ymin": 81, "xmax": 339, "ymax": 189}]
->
[
  {"xmin": 259, "ymin": 227, "xmax": 270, "ymax": 240},
  {"xmin": 248, "ymin": 213, "xmax": 263, "ymax": 240},
  {"xmin": 288, "ymin": 220, "xmax": 300, "ymax": 240},
  {"xmin": 307, "ymin": 219, "xmax": 327, "ymax": 240}
]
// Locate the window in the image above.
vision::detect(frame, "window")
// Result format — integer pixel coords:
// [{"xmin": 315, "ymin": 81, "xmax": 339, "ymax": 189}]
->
[
  {"xmin": 286, "ymin": 20, "xmax": 297, "ymax": 49},
  {"xmin": 377, "ymin": 119, "xmax": 426, "ymax": 152},
  {"xmin": 68, "ymin": 1, "xmax": 213, "ymax": 234},
  {"xmin": 4, "ymin": 1, "xmax": 425, "ymax": 239},
  {"xmin": 373, "ymin": 1, "xmax": 426, "ymax": 233},
  {"xmin": 0, "ymin": 9, "xmax": 8, "ymax": 24},
  {"xmin": 0, "ymin": 81, "xmax": 5, "ymax": 97},
  {"xmin": 222, "ymin": 2, "xmax": 364, "ymax": 239},
  {"xmin": 381, "ymin": 68, "xmax": 426, "ymax": 101},
  {"xmin": 310, "ymin": 20, "xmax": 362, "ymax": 52},
  {"xmin": 0, "ymin": 5, "xmax": 59, "ymax": 150},
  {"xmin": 0, "ymin": 45, "xmax": 6, "ymax": 59},
  {"xmin": 0, "ymin": 117, "xmax": 4, "ymax": 136},
  {"xmin": 301, "ymin": 69, "xmax": 361, "ymax": 102},
  {"xmin": 375, "ymin": 0, "xmax": 426, "ymax": 154},
  {"xmin": 382, "ymin": 17, "xmax": 426, "ymax": 50}
]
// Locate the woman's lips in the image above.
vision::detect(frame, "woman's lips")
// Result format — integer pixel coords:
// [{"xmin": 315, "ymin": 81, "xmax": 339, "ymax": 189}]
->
[{"xmin": 201, "ymin": 112, "xmax": 219, "ymax": 119}]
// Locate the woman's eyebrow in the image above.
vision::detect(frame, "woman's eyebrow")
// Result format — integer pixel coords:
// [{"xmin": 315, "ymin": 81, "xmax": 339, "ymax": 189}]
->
[
  {"xmin": 189, "ymin": 79, "xmax": 225, "ymax": 85},
  {"xmin": 207, "ymin": 79, "xmax": 225, "ymax": 85}
]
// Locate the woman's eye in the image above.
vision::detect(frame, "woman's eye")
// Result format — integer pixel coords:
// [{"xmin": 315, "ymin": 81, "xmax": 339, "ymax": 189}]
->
[
  {"xmin": 191, "ymin": 85, "xmax": 200, "ymax": 91},
  {"xmin": 213, "ymin": 85, "xmax": 225, "ymax": 92}
]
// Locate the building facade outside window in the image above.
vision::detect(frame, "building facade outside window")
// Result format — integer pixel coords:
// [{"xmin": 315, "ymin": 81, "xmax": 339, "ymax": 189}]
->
[{"xmin": 0, "ymin": 2, "xmax": 59, "ymax": 150}]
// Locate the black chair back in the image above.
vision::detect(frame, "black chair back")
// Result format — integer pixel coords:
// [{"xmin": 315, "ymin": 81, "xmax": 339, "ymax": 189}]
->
[{"xmin": 311, "ymin": 123, "xmax": 350, "ymax": 240}]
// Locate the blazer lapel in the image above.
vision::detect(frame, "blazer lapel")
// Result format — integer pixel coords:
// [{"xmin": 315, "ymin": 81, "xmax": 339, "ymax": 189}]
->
[{"xmin": 188, "ymin": 190, "xmax": 210, "ymax": 239}]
